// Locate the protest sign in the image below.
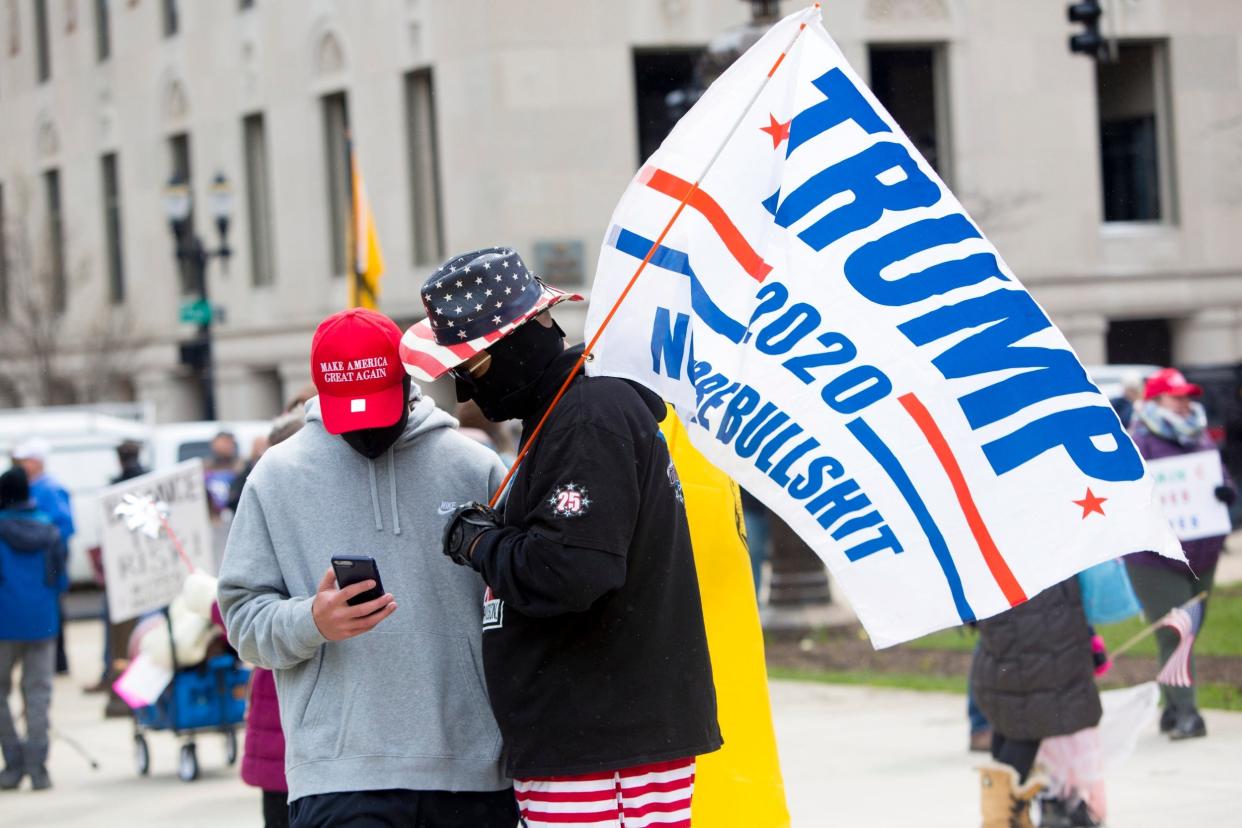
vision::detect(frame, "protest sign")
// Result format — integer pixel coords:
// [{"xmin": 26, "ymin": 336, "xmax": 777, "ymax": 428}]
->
[
  {"xmin": 1148, "ymin": 450, "xmax": 1233, "ymax": 541},
  {"xmin": 585, "ymin": 6, "xmax": 1183, "ymax": 646},
  {"xmin": 98, "ymin": 459, "xmax": 214, "ymax": 623}
]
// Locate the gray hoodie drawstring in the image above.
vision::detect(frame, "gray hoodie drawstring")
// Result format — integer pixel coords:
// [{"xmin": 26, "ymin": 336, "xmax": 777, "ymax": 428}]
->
[
  {"xmin": 388, "ymin": 448, "xmax": 402, "ymax": 535},
  {"xmin": 367, "ymin": 460, "xmax": 383, "ymax": 532}
]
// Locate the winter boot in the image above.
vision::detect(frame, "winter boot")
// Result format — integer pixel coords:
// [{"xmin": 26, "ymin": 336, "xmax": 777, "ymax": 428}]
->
[
  {"xmin": 26, "ymin": 764, "xmax": 50, "ymax": 791},
  {"xmin": 1169, "ymin": 707, "xmax": 1206, "ymax": 740},
  {"xmin": 0, "ymin": 743, "xmax": 24, "ymax": 791},
  {"xmin": 1039, "ymin": 794, "xmax": 1102, "ymax": 827},
  {"xmin": 980, "ymin": 762, "xmax": 1044, "ymax": 828},
  {"xmin": 1158, "ymin": 705, "xmax": 1177, "ymax": 734}
]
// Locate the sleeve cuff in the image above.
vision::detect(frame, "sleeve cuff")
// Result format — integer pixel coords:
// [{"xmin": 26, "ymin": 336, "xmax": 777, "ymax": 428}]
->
[{"xmin": 290, "ymin": 596, "xmax": 329, "ymax": 653}]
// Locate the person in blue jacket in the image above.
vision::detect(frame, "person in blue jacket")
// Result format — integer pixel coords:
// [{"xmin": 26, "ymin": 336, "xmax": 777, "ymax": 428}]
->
[
  {"xmin": 12, "ymin": 439, "xmax": 74, "ymax": 676},
  {"xmin": 0, "ymin": 466, "xmax": 68, "ymax": 791}
]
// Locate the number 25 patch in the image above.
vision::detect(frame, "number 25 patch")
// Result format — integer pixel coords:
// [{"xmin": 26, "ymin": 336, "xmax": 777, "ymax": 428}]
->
[{"xmin": 548, "ymin": 482, "xmax": 592, "ymax": 518}]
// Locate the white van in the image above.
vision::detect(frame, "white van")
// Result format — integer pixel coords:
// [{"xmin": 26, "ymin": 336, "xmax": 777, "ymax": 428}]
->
[{"xmin": 148, "ymin": 421, "xmax": 272, "ymax": 472}]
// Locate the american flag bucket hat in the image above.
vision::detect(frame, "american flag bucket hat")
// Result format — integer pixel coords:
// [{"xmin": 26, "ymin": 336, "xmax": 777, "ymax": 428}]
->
[{"xmin": 400, "ymin": 246, "xmax": 583, "ymax": 382}]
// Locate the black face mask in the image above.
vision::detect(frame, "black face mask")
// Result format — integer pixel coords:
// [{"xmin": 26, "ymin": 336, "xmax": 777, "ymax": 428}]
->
[
  {"xmin": 455, "ymin": 318, "xmax": 565, "ymax": 423},
  {"xmin": 342, "ymin": 376, "xmax": 413, "ymax": 459}
]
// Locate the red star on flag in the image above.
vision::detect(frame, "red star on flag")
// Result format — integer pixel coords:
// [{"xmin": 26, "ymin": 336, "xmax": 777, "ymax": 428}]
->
[
  {"xmin": 760, "ymin": 114, "xmax": 791, "ymax": 150},
  {"xmin": 1073, "ymin": 488, "xmax": 1108, "ymax": 518}
]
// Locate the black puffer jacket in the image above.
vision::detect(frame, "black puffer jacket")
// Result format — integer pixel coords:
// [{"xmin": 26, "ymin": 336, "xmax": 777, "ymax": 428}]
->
[{"xmin": 971, "ymin": 578, "xmax": 1101, "ymax": 741}]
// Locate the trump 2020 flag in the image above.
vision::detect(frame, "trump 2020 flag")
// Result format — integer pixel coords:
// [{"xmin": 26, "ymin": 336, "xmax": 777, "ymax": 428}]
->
[{"xmin": 585, "ymin": 5, "xmax": 1184, "ymax": 647}]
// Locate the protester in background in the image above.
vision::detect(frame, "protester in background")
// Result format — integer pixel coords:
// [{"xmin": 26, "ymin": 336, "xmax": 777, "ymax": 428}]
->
[
  {"xmin": 740, "ymin": 488, "xmax": 770, "ymax": 594},
  {"xmin": 425, "ymin": 248, "xmax": 721, "ymax": 828},
  {"xmin": 971, "ymin": 577, "xmax": 1102, "ymax": 828},
  {"xmin": 12, "ymin": 439, "xmax": 75, "ymax": 676},
  {"xmin": 112, "ymin": 440, "xmax": 146, "ymax": 484},
  {"xmin": 219, "ymin": 309, "xmax": 515, "ymax": 827},
  {"xmin": 238, "ymin": 410, "xmax": 304, "ymax": 828},
  {"xmin": 966, "ymin": 636, "xmax": 992, "ymax": 753},
  {"xmin": 1125, "ymin": 367, "xmax": 1236, "ymax": 740},
  {"xmin": 88, "ymin": 440, "xmax": 150, "ymax": 699},
  {"xmin": 0, "ymin": 467, "xmax": 68, "ymax": 792},
  {"xmin": 204, "ymin": 432, "xmax": 242, "ymax": 521}
]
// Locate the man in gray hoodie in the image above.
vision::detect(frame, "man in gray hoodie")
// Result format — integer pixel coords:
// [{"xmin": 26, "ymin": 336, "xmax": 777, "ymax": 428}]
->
[{"xmin": 218, "ymin": 308, "xmax": 516, "ymax": 827}]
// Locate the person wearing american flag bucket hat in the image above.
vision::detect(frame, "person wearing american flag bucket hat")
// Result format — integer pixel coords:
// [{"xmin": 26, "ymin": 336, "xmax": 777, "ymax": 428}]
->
[
  {"xmin": 399, "ymin": 247, "xmax": 582, "ymax": 390},
  {"xmin": 414, "ymin": 249, "xmax": 721, "ymax": 827}
]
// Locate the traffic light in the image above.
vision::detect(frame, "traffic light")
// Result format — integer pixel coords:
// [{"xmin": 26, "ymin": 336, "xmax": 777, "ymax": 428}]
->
[{"xmin": 1067, "ymin": 1, "xmax": 1105, "ymax": 59}]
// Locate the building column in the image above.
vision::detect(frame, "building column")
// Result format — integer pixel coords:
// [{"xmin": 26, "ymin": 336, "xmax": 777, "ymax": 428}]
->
[
  {"xmin": 1172, "ymin": 308, "xmax": 1242, "ymax": 367},
  {"xmin": 1058, "ymin": 313, "xmax": 1108, "ymax": 366}
]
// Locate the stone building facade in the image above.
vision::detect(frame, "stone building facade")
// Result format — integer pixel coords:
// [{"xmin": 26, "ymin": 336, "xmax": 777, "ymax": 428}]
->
[{"xmin": 0, "ymin": 0, "xmax": 1239, "ymax": 419}]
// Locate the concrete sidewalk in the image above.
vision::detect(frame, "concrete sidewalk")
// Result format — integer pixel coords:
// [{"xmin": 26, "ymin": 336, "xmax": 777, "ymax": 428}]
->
[{"xmin": 3, "ymin": 620, "xmax": 1238, "ymax": 826}]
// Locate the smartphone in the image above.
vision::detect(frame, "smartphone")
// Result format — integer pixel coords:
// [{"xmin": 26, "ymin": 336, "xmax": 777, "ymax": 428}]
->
[{"xmin": 331, "ymin": 556, "xmax": 386, "ymax": 608}]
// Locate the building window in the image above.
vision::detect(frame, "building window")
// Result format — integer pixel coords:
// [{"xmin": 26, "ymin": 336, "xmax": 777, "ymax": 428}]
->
[
  {"xmin": 239, "ymin": 0, "xmax": 255, "ymax": 9},
  {"xmin": 0, "ymin": 182, "xmax": 8, "ymax": 321},
  {"xmin": 404, "ymin": 69, "xmax": 444, "ymax": 266},
  {"xmin": 34, "ymin": 0, "xmax": 51, "ymax": 81},
  {"xmin": 162, "ymin": 0, "xmax": 178, "ymax": 38},
  {"xmin": 868, "ymin": 45, "xmax": 951, "ymax": 181},
  {"xmin": 43, "ymin": 169, "xmax": 66, "ymax": 314},
  {"xmin": 243, "ymin": 113, "xmax": 276, "ymax": 287},
  {"xmin": 632, "ymin": 48, "xmax": 703, "ymax": 165},
  {"xmin": 1106, "ymin": 318, "xmax": 1171, "ymax": 366},
  {"xmin": 94, "ymin": 0, "xmax": 110, "ymax": 61},
  {"xmin": 321, "ymin": 92, "xmax": 350, "ymax": 277},
  {"xmin": 1097, "ymin": 43, "xmax": 1174, "ymax": 224},
  {"xmin": 168, "ymin": 133, "xmax": 195, "ymax": 293},
  {"xmin": 101, "ymin": 153, "xmax": 125, "ymax": 304}
]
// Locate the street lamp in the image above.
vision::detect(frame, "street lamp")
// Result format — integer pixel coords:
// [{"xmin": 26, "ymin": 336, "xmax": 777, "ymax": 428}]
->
[{"xmin": 163, "ymin": 172, "xmax": 232, "ymax": 421}]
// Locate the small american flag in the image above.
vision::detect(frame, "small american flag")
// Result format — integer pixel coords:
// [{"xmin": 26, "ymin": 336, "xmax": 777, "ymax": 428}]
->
[{"xmin": 1155, "ymin": 600, "xmax": 1205, "ymax": 687}]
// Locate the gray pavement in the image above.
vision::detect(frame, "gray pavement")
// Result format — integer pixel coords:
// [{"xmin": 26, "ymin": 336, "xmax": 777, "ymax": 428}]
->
[{"xmin": 3, "ymin": 619, "xmax": 1239, "ymax": 826}]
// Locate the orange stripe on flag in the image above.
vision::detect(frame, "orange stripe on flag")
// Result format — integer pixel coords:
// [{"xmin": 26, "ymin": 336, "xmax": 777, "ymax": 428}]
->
[
  {"xmin": 898, "ymin": 392, "xmax": 1027, "ymax": 607},
  {"xmin": 642, "ymin": 168, "xmax": 773, "ymax": 283}
]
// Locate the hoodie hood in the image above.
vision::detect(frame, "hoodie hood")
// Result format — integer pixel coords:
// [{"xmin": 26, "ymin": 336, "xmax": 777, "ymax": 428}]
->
[
  {"xmin": 302, "ymin": 385, "xmax": 459, "ymax": 535},
  {"xmin": 0, "ymin": 505, "xmax": 61, "ymax": 552}
]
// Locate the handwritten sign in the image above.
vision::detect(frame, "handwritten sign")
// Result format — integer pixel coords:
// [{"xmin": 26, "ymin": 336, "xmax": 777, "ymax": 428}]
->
[
  {"xmin": 98, "ymin": 460, "xmax": 214, "ymax": 623},
  {"xmin": 1148, "ymin": 451, "xmax": 1232, "ymax": 542}
]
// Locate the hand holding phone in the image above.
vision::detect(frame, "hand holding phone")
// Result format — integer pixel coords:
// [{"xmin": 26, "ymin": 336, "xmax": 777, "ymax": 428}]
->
[{"xmin": 311, "ymin": 559, "xmax": 395, "ymax": 641}]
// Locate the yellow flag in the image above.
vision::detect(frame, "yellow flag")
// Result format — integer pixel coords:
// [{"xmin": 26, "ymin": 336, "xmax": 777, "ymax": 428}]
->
[
  {"xmin": 348, "ymin": 148, "xmax": 385, "ymax": 310},
  {"xmin": 661, "ymin": 410, "xmax": 790, "ymax": 827}
]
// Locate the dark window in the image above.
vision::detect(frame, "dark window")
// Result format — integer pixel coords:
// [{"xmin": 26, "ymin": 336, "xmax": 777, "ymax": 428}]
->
[
  {"xmin": 168, "ymin": 133, "xmax": 195, "ymax": 294},
  {"xmin": 321, "ymin": 92, "xmax": 350, "ymax": 277},
  {"xmin": 1106, "ymin": 318, "xmax": 1172, "ymax": 367},
  {"xmin": 632, "ymin": 48, "xmax": 703, "ymax": 164},
  {"xmin": 1097, "ymin": 43, "xmax": 1172, "ymax": 223},
  {"xmin": 868, "ymin": 45, "xmax": 950, "ymax": 179},
  {"xmin": 0, "ymin": 182, "xmax": 8, "ymax": 320},
  {"xmin": 162, "ymin": 0, "xmax": 178, "ymax": 37},
  {"xmin": 404, "ymin": 69, "xmax": 444, "ymax": 266},
  {"xmin": 94, "ymin": 0, "xmax": 110, "ymax": 61},
  {"xmin": 101, "ymin": 153, "xmax": 125, "ymax": 303},
  {"xmin": 243, "ymin": 114, "xmax": 276, "ymax": 286},
  {"xmin": 239, "ymin": 0, "xmax": 255, "ymax": 9},
  {"xmin": 34, "ymin": 0, "xmax": 51, "ymax": 81},
  {"xmin": 43, "ymin": 169, "xmax": 66, "ymax": 314}
]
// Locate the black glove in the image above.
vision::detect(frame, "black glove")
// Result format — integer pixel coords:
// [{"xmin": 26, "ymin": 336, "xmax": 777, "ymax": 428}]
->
[
  {"xmin": 1216, "ymin": 485, "xmax": 1237, "ymax": 506},
  {"xmin": 443, "ymin": 502, "xmax": 501, "ymax": 568}
]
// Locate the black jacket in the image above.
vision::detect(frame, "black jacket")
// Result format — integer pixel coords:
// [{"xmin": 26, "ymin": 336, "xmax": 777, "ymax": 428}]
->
[
  {"xmin": 472, "ymin": 346, "xmax": 722, "ymax": 777},
  {"xmin": 971, "ymin": 578, "xmax": 1102, "ymax": 741}
]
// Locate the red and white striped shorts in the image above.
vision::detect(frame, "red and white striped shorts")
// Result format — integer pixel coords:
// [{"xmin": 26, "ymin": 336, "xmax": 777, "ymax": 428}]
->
[{"xmin": 514, "ymin": 757, "xmax": 696, "ymax": 828}]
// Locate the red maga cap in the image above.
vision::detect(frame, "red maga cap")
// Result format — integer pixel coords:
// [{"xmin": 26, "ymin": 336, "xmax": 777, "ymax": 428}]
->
[
  {"xmin": 311, "ymin": 309, "xmax": 406, "ymax": 435},
  {"xmin": 1143, "ymin": 367, "xmax": 1202, "ymax": 400}
]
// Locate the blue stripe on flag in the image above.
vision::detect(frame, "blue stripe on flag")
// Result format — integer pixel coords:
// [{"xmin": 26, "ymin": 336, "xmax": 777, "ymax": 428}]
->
[
  {"xmin": 611, "ymin": 227, "xmax": 747, "ymax": 343},
  {"xmin": 845, "ymin": 417, "xmax": 975, "ymax": 623}
]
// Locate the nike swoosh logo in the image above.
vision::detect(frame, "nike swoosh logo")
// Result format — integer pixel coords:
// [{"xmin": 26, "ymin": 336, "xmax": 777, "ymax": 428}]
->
[{"xmin": 437, "ymin": 502, "xmax": 457, "ymax": 515}]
